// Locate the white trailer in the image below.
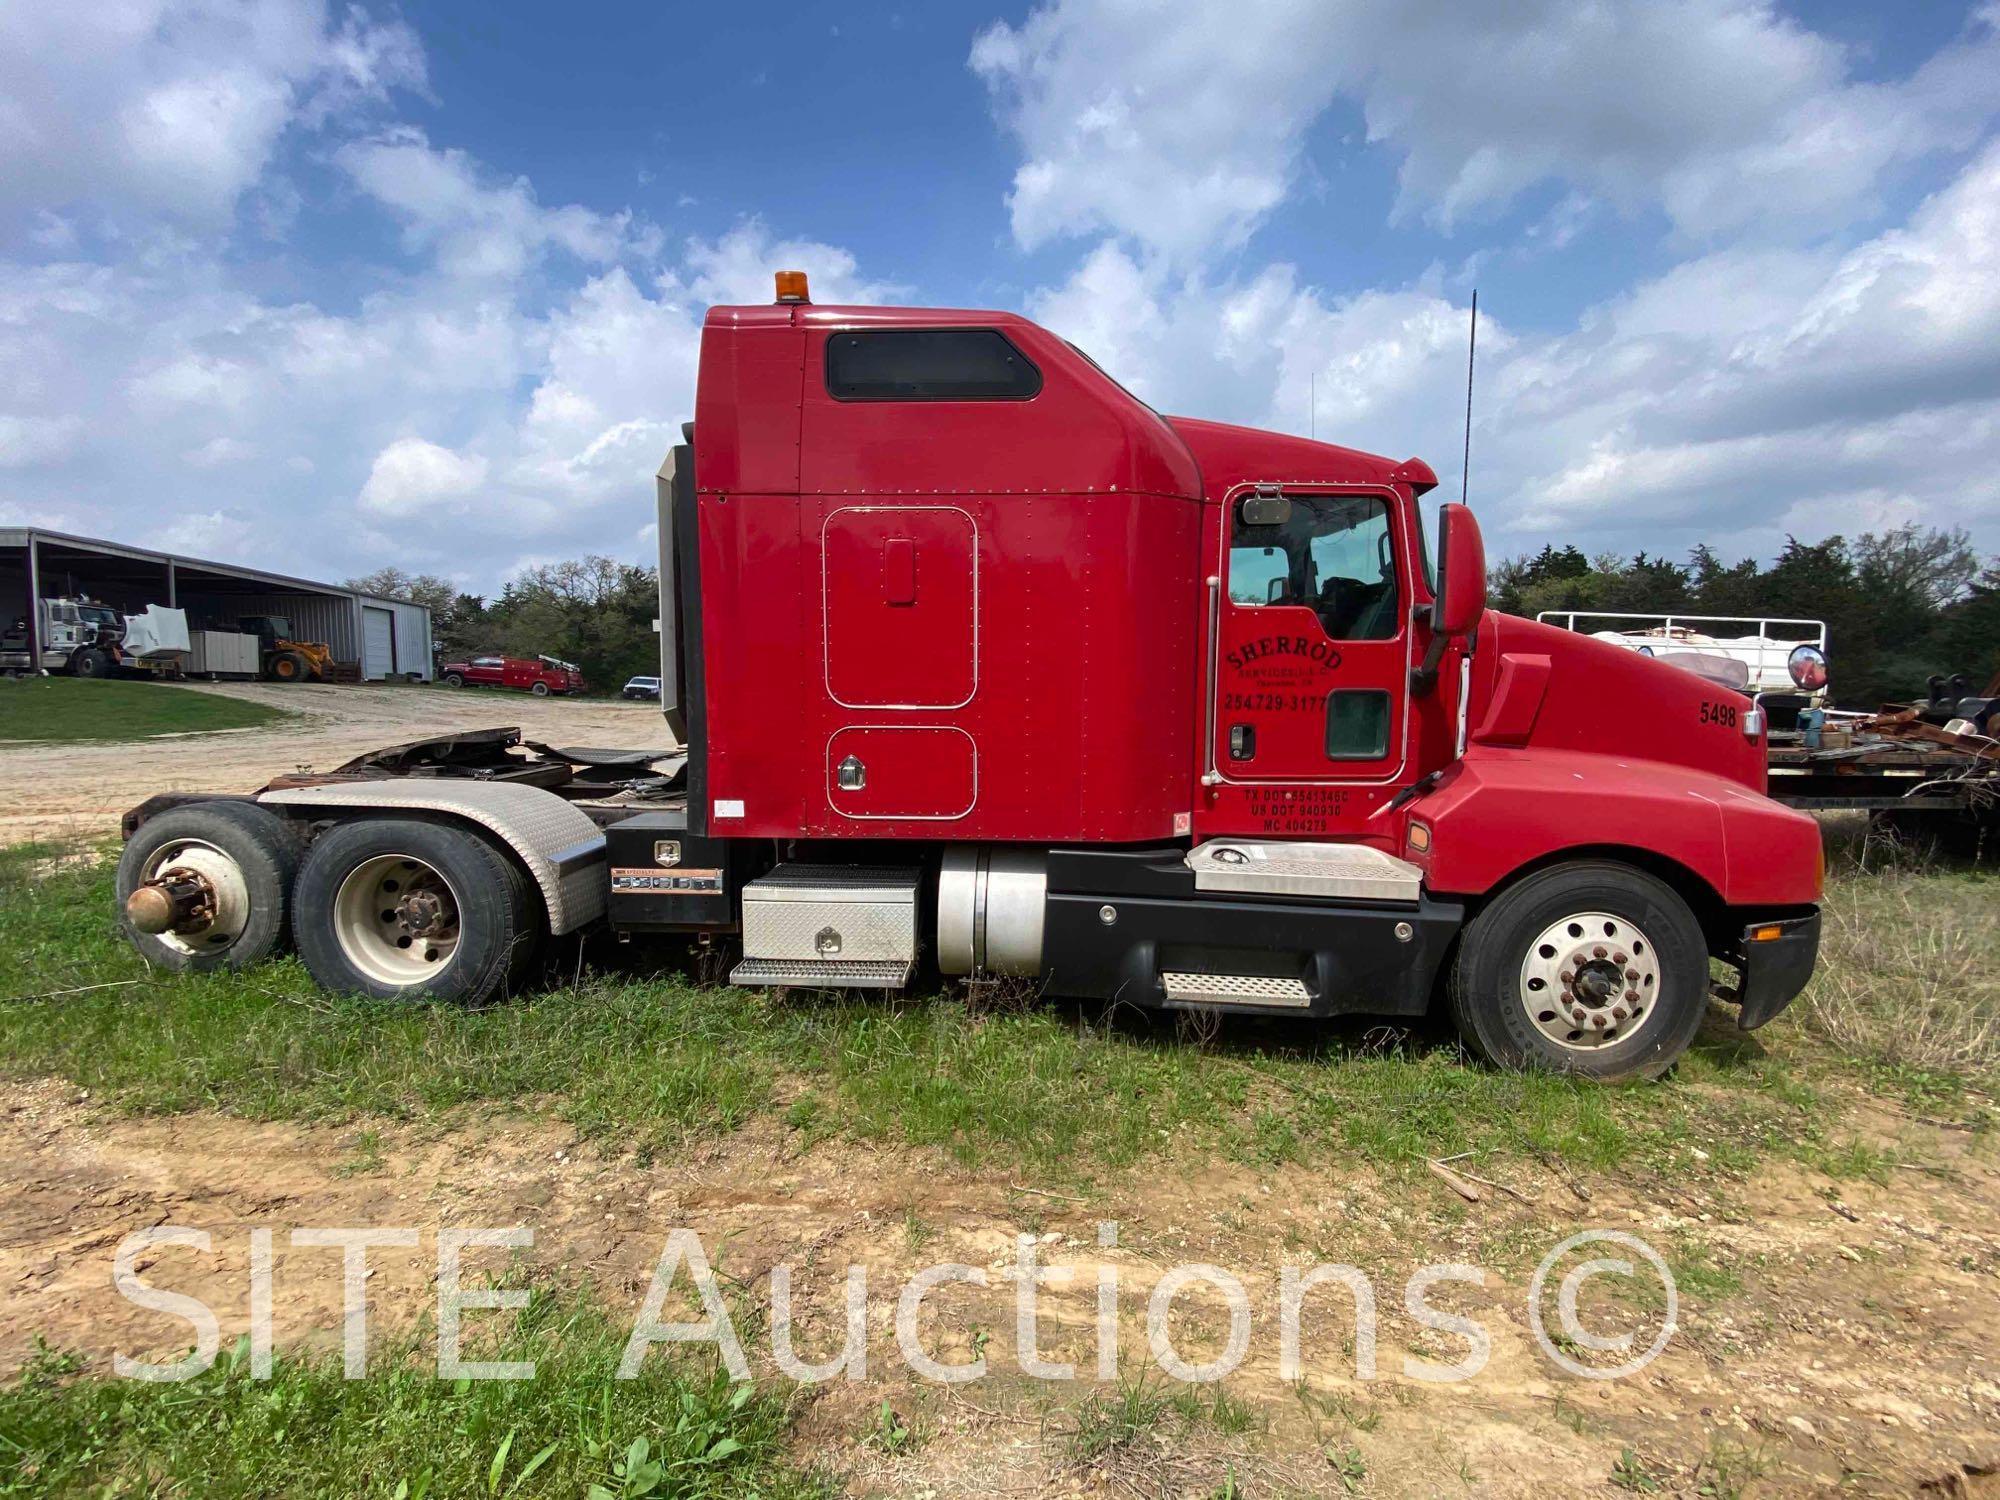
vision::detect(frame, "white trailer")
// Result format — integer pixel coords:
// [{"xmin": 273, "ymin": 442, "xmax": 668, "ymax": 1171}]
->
[{"xmin": 1536, "ymin": 611, "xmax": 1829, "ymax": 708}]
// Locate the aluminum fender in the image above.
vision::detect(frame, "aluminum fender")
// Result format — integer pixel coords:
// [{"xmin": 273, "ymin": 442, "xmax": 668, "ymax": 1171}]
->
[
  {"xmin": 258, "ymin": 782, "xmax": 607, "ymax": 934},
  {"xmin": 1414, "ymin": 747, "xmax": 1822, "ymax": 908}
]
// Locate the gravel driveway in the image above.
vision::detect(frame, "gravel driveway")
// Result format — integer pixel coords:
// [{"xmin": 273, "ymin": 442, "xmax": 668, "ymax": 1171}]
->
[{"xmin": 0, "ymin": 681, "xmax": 674, "ymax": 844}]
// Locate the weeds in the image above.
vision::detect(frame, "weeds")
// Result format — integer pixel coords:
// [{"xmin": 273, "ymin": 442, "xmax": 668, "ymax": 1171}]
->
[
  {"xmin": 1327, "ymin": 1443, "xmax": 1367, "ymax": 1493},
  {"xmin": 1692, "ymin": 1437, "xmax": 1770, "ymax": 1499},
  {"xmin": 863, "ymin": 1399, "xmax": 918, "ymax": 1457},
  {"xmin": 1611, "ymin": 1448, "xmax": 1663, "ymax": 1492},
  {"xmin": 1, "ymin": 820, "xmax": 1993, "ymax": 1186},
  {"xmin": 333, "ymin": 1127, "xmax": 387, "ymax": 1177},
  {"xmin": 0, "ymin": 847, "xmax": 1863, "ymax": 1182},
  {"xmin": 1801, "ymin": 819, "xmax": 2000, "ymax": 1080},
  {"xmin": 0, "ymin": 1289, "xmax": 822, "ymax": 1499},
  {"xmin": 901, "ymin": 1208, "xmax": 937, "ymax": 1255},
  {"xmin": 1066, "ymin": 1372, "xmax": 1172, "ymax": 1465}
]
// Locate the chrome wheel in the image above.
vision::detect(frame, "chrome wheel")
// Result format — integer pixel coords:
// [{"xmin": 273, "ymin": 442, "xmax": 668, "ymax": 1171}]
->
[
  {"xmin": 1518, "ymin": 910, "xmax": 1660, "ymax": 1051},
  {"xmin": 332, "ymin": 853, "xmax": 462, "ymax": 987},
  {"xmin": 137, "ymin": 838, "xmax": 251, "ymax": 957}
]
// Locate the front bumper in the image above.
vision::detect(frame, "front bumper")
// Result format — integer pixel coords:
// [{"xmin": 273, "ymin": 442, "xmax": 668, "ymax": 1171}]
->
[{"xmin": 1730, "ymin": 911, "xmax": 1821, "ymax": 1030}]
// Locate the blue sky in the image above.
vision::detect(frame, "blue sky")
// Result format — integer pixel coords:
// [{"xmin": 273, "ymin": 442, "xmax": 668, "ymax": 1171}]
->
[{"xmin": 3, "ymin": 0, "xmax": 1998, "ymax": 592}]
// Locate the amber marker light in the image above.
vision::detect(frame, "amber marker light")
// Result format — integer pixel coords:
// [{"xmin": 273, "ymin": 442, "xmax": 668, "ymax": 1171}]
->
[{"xmin": 774, "ymin": 270, "xmax": 810, "ymax": 303}]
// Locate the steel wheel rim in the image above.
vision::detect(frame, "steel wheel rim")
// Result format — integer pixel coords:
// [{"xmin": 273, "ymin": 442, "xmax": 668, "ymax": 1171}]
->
[
  {"xmin": 332, "ymin": 853, "xmax": 462, "ymax": 987},
  {"xmin": 1518, "ymin": 910, "xmax": 1660, "ymax": 1051},
  {"xmin": 139, "ymin": 838, "xmax": 251, "ymax": 957}
]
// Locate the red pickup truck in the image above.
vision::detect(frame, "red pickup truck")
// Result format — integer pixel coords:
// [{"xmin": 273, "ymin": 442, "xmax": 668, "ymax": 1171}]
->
[{"xmin": 438, "ymin": 654, "xmax": 584, "ymax": 696}]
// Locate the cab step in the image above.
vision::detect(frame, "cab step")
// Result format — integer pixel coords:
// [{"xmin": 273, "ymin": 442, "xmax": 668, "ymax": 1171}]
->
[
  {"xmin": 1160, "ymin": 971, "xmax": 1312, "ymax": 1008},
  {"xmin": 1186, "ymin": 840, "xmax": 1421, "ymax": 902},
  {"xmin": 729, "ymin": 957, "xmax": 913, "ymax": 989}
]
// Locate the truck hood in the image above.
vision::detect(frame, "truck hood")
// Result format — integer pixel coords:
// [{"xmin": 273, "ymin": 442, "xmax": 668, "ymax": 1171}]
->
[{"xmin": 1466, "ymin": 613, "xmax": 1768, "ymax": 792}]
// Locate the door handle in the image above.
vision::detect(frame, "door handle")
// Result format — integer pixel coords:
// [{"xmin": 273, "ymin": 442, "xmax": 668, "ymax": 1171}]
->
[{"xmin": 883, "ymin": 538, "xmax": 916, "ymax": 605}]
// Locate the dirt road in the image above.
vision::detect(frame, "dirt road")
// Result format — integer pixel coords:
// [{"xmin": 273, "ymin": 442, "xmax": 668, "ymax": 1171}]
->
[
  {"xmin": 0, "ymin": 681, "xmax": 673, "ymax": 844},
  {"xmin": 2, "ymin": 1079, "xmax": 1995, "ymax": 1496}
]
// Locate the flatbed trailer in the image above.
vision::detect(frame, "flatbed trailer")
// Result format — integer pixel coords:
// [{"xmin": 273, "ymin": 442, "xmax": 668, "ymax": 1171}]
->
[{"xmin": 1767, "ymin": 738, "xmax": 1997, "ymax": 813}]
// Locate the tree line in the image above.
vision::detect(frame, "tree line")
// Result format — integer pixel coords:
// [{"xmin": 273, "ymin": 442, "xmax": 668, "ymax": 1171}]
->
[
  {"xmin": 1491, "ymin": 523, "xmax": 1997, "ymax": 710},
  {"xmin": 350, "ymin": 521, "xmax": 1999, "ymax": 709}
]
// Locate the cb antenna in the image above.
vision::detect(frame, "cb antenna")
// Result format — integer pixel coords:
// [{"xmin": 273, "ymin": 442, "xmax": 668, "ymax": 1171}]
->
[{"xmin": 1460, "ymin": 288, "xmax": 1477, "ymax": 507}]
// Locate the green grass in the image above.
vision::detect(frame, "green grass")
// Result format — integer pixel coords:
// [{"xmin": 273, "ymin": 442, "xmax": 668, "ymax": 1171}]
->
[
  {"xmin": 0, "ymin": 1286, "xmax": 827, "ymax": 1499},
  {"xmin": 1797, "ymin": 817, "xmax": 2000, "ymax": 1083},
  {"xmin": 0, "ymin": 677, "xmax": 290, "ymax": 745},
  {"xmin": 0, "ymin": 839, "xmax": 1930, "ymax": 1186}
]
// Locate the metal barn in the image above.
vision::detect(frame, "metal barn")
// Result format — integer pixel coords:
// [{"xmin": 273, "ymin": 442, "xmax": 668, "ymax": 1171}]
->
[{"xmin": 0, "ymin": 527, "xmax": 434, "ymax": 681}]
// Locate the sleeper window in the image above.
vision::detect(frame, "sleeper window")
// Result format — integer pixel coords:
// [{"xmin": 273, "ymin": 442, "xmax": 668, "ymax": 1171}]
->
[{"xmin": 826, "ymin": 329, "xmax": 1042, "ymax": 401}]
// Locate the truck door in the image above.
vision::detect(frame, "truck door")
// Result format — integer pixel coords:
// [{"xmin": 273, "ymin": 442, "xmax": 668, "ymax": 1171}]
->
[{"xmin": 1207, "ymin": 486, "xmax": 1409, "ymax": 835}]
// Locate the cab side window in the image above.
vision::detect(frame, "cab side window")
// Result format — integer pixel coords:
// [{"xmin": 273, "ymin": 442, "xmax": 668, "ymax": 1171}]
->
[{"xmin": 1228, "ymin": 494, "xmax": 1400, "ymax": 640}]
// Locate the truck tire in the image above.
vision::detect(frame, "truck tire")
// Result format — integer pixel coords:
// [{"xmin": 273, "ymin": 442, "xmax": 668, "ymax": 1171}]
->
[
  {"xmin": 1447, "ymin": 860, "xmax": 1709, "ymax": 1081},
  {"xmin": 116, "ymin": 802, "xmax": 302, "ymax": 973},
  {"xmin": 291, "ymin": 817, "xmax": 532, "ymax": 1005},
  {"xmin": 443, "ymin": 671, "xmax": 465, "ymax": 688},
  {"xmin": 269, "ymin": 651, "xmax": 307, "ymax": 682},
  {"xmin": 494, "ymin": 847, "xmax": 544, "ymax": 991},
  {"xmin": 530, "ymin": 680, "xmax": 551, "ymax": 697},
  {"xmin": 71, "ymin": 648, "xmax": 112, "ymax": 679}
]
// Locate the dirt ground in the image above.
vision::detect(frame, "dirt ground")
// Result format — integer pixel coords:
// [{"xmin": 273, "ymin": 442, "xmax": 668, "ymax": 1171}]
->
[
  {"xmin": 0, "ymin": 681, "xmax": 674, "ymax": 845},
  {"xmin": 2, "ymin": 1078, "xmax": 1995, "ymax": 1497}
]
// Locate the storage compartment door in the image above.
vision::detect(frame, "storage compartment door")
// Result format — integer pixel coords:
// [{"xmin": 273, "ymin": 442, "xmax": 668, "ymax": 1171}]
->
[
  {"xmin": 827, "ymin": 726, "xmax": 976, "ymax": 822},
  {"xmin": 823, "ymin": 506, "xmax": 976, "ymax": 708}
]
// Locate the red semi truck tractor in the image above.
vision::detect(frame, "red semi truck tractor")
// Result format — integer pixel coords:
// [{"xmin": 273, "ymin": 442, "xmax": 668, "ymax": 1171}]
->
[{"xmin": 113, "ymin": 274, "xmax": 1823, "ymax": 1081}]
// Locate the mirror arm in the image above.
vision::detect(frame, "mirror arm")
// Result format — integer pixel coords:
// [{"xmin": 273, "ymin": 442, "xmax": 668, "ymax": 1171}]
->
[{"xmin": 1410, "ymin": 602, "xmax": 1449, "ymax": 696}]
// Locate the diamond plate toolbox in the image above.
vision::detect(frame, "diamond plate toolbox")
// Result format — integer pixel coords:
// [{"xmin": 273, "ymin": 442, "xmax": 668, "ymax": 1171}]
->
[{"xmin": 739, "ymin": 864, "xmax": 921, "ymax": 963}]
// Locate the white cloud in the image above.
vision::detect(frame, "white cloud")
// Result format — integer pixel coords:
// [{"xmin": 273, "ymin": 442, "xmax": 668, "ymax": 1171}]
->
[
  {"xmin": 0, "ymin": 0, "xmax": 424, "ymax": 232},
  {"xmin": 154, "ymin": 508, "xmax": 245, "ymax": 557},
  {"xmin": 336, "ymin": 129, "xmax": 656, "ymax": 280},
  {"xmin": 1023, "ymin": 134, "xmax": 2000, "ymax": 560},
  {"xmin": 358, "ymin": 437, "xmax": 490, "ymax": 514},
  {"xmin": 505, "ymin": 223, "xmax": 902, "ymax": 509},
  {"xmin": 971, "ymin": 2, "xmax": 1346, "ymax": 261},
  {"xmin": 181, "ymin": 435, "xmax": 254, "ymax": 468},
  {"xmin": 972, "ymin": 0, "xmax": 2000, "ymax": 260},
  {"xmin": 1513, "ymin": 138, "xmax": 2000, "ymax": 535},
  {"xmin": 0, "ymin": 413, "xmax": 86, "ymax": 468},
  {"xmin": 1025, "ymin": 244, "xmax": 1488, "ymax": 458},
  {"xmin": 682, "ymin": 220, "xmax": 899, "ymax": 307}
]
